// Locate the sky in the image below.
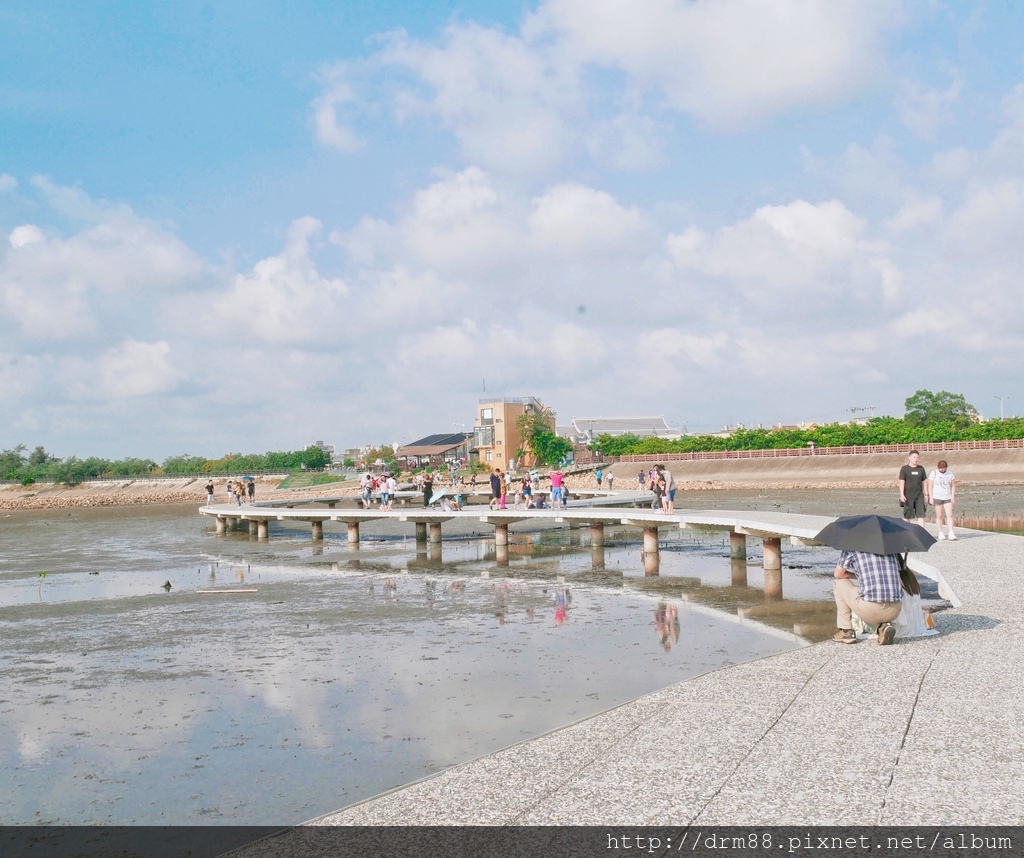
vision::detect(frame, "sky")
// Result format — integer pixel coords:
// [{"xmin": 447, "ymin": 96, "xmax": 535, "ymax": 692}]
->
[{"xmin": 2, "ymin": 0, "xmax": 1023, "ymax": 460}]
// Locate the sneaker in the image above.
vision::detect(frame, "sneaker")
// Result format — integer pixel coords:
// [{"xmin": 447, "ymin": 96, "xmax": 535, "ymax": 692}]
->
[
  {"xmin": 947, "ymin": 532, "xmax": 958, "ymax": 541},
  {"xmin": 832, "ymin": 628, "xmax": 857, "ymax": 644},
  {"xmin": 877, "ymin": 622, "xmax": 896, "ymax": 646},
  {"xmin": 937, "ymin": 532, "xmax": 946, "ymax": 540}
]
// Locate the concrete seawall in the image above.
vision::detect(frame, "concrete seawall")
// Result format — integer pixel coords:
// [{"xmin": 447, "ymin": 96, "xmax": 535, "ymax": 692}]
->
[{"xmin": 609, "ymin": 447, "xmax": 1024, "ymax": 486}]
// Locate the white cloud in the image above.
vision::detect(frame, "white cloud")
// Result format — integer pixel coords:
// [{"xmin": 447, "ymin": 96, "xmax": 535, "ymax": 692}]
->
[
  {"xmin": 896, "ymin": 74, "xmax": 962, "ymax": 141},
  {"xmin": 666, "ymin": 199, "xmax": 888, "ymax": 301},
  {"xmin": 885, "ymin": 195, "xmax": 943, "ymax": 231},
  {"xmin": 312, "ymin": 68, "xmax": 365, "ymax": 152},
  {"xmin": 96, "ymin": 339, "xmax": 183, "ymax": 399},
  {"xmin": 0, "ymin": 174, "xmax": 17, "ymax": 192},
  {"xmin": 0, "ymin": 187, "xmax": 204, "ymax": 340},
  {"xmin": 527, "ymin": 183, "xmax": 647, "ymax": 256},
  {"xmin": 208, "ymin": 217, "xmax": 348, "ymax": 344}
]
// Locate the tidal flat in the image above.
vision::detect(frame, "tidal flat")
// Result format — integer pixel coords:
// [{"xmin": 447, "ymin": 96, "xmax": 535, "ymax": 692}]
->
[{"xmin": 1, "ymin": 486, "xmax": 1001, "ymax": 825}]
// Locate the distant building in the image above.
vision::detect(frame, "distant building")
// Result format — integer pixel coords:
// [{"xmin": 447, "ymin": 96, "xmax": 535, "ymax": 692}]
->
[
  {"xmin": 309, "ymin": 440, "xmax": 337, "ymax": 462},
  {"xmin": 563, "ymin": 416, "xmax": 675, "ymax": 445},
  {"xmin": 474, "ymin": 397, "xmax": 551, "ymax": 470},
  {"xmin": 396, "ymin": 432, "xmax": 473, "ymax": 469}
]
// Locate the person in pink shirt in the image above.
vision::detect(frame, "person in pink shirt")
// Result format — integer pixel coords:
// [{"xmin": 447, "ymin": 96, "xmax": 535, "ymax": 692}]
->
[{"xmin": 549, "ymin": 469, "xmax": 564, "ymax": 508}]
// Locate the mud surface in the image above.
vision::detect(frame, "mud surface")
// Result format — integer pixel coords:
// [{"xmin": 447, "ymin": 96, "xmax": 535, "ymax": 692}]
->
[{"xmin": 0, "ymin": 488, "xmax": 1000, "ymax": 825}]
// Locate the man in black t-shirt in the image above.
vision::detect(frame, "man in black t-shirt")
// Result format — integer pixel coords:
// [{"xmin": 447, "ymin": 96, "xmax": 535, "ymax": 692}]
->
[{"xmin": 898, "ymin": 450, "xmax": 931, "ymax": 520}]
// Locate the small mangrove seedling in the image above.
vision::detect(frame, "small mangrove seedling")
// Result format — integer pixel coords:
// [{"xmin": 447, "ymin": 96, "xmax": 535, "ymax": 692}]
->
[{"xmin": 162, "ymin": 580, "xmax": 172, "ymax": 591}]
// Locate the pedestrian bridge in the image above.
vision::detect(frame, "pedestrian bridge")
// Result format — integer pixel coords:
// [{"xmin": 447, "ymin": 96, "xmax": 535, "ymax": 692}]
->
[{"xmin": 198, "ymin": 499, "xmax": 958, "ymax": 604}]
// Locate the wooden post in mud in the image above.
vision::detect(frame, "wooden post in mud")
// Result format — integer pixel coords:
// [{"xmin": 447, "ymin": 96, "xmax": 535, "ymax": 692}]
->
[
  {"xmin": 311, "ymin": 520, "xmax": 323, "ymax": 541},
  {"xmin": 730, "ymin": 531, "xmax": 747, "ymax": 559}
]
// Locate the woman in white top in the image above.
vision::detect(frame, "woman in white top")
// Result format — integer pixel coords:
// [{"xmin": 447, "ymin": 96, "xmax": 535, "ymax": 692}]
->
[{"xmin": 929, "ymin": 460, "xmax": 957, "ymax": 540}]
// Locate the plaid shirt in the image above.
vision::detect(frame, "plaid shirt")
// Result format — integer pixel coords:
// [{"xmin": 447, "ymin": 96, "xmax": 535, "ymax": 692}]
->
[{"xmin": 837, "ymin": 550, "xmax": 903, "ymax": 603}]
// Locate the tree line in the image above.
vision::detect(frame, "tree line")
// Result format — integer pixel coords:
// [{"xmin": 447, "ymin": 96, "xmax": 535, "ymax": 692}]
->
[
  {"xmin": 594, "ymin": 391, "xmax": 1022, "ymax": 457},
  {"xmin": 0, "ymin": 444, "xmax": 333, "ymax": 486}
]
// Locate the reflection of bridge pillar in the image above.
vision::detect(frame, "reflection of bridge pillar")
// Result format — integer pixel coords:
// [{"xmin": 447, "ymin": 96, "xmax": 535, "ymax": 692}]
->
[
  {"xmin": 428, "ymin": 543, "xmax": 442, "ymax": 563},
  {"xmin": 311, "ymin": 520, "xmax": 324, "ymax": 541},
  {"xmin": 730, "ymin": 531, "xmax": 747, "ymax": 559},
  {"xmin": 763, "ymin": 537, "xmax": 781, "ymax": 570},
  {"xmin": 731, "ymin": 556, "xmax": 748, "ymax": 586},
  {"xmin": 643, "ymin": 526, "xmax": 660, "ymax": 576},
  {"xmin": 764, "ymin": 566, "xmax": 783, "ymax": 599},
  {"xmin": 428, "ymin": 522, "xmax": 443, "ymax": 544},
  {"xmin": 415, "ymin": 522, "xmax": 427, "ymax": 544},
  {"xmin": 347, "ymin": 522, "xmax": 360, "ymax": 546},
  {"xmin": 590, "ymin": 523, "xmax": 605, "ymax": 547},
  {"xmin": 496, "ymin": 544, "xmax": 509, "ymax": 567},
  {"xmin": 494, "ymin": 524, "xmax": 509, "ymax": 547},
  {"xmin": 591, "ymin": 544, "xmax": 606, "ymax": 570},
  {"xmin": 248, "ymin": 520, "xmax": 258, "ymax": 536},
  {"xmin": 258, "ymin": 520, "xmax": 269, "ymax": 540},
  {"xmin": 216, "ymin": 516, "xmax": 227, "ymax": 534}
]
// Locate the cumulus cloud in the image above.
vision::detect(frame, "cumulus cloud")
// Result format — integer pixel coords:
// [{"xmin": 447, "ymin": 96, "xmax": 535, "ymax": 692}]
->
[
  {"xmin": 666, "ymin": 199, "xmax": 897, "ymax": 305},
  {"xmin": 0, "ymin": 187, "xmax": 205, "ymax": 340},
  {"xmin": 312, "ymin": 0, "xmax": 902, "ymax": 175},
  {"xmin": 0, "ymin": 174, "xmax": 17, "ymax": 192},
  {"xmin": 208, "ymin": 217, "xmax": 348, "ymax": 344},
  {"xmin": 896, "ymin": 74, "xmax": 962, "ymax": 141}
]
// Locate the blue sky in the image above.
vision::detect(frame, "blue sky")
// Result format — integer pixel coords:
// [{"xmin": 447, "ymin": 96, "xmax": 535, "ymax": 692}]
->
[{"xmin": 2, "ymin": 0, "xmax": 1023, "ymax": 459}]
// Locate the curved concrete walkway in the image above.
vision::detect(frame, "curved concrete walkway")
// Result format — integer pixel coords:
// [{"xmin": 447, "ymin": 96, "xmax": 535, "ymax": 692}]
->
[{"xmin": 237, "ymin": 516, "xmax": 1024, "ymax": 845}]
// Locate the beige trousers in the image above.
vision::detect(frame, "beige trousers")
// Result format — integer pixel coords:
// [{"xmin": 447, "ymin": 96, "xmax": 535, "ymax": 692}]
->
[{"xmin": 834, "ymin": 578, "xmax": 901, "ymax": 629}]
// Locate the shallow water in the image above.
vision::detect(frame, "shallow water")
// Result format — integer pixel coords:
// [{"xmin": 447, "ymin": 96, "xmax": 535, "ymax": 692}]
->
[{"xmin": 0, "ymin": 501, "xmax": 935, "ymax": 825}]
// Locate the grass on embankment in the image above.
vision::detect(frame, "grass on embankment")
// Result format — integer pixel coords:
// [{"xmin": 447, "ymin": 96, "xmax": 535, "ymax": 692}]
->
[{"xmin": 277, "ymin": 473, "xmax": 353, "ymax": 490}]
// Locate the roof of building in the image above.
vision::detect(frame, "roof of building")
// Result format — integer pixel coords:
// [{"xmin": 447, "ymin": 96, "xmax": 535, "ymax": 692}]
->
[
  {"xmin": 568, "ymin": 417, "xmax": 673, "ymax": 439},
  {"xmin": 396, "ymin": 432, "xmax": 471, "ymax": 457}
]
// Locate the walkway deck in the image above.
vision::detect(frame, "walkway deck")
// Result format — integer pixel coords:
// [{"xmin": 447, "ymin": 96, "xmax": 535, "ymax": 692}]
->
[{"xmin": 230, "ymin": 513, "xmax": 1022, "ymax": 846}]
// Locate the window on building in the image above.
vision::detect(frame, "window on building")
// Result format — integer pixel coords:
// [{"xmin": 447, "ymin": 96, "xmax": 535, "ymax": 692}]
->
[{"xmin": 481, "ymin": 408, "xmax": 493, "ymax": 425}]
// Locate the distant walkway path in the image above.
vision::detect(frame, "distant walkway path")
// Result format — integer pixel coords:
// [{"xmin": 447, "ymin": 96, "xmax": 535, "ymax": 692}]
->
[{"xmin": 223, "ymin": 514, "xmax": 1022, "ymax": 848}]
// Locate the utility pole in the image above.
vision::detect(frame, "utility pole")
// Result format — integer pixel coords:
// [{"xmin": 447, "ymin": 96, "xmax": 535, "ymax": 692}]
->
[{"xmin": 994, "ymin": 395, "xmax": 1009, "ymax": 420}]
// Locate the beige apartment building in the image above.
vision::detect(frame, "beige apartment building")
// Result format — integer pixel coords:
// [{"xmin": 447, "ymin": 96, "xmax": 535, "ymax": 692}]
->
[{"xmin": 473, "ymin": 397, "xmax": 552, "ymax": 470}]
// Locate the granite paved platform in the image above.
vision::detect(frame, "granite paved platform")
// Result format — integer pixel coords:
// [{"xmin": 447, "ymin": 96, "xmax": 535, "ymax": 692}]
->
[{"xmin": 236, "ymin": 516, "xmax": 1024, "ymax": 849}]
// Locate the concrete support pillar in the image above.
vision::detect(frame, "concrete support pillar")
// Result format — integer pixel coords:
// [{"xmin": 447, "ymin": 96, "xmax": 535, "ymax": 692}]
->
[
  {"xmin": 347, "ymin": 522, "xmax": 360, "ymax": 546},
  {"xmin": 327, "ymin": 501, "xmax": 337, "ymax": 509},
  {"xmin": 643, "ymin": 526, "xmax": 660, "ymax": 576},
  {"xmin": 258, "ymin": 520, "xmax": 269, "ymax": 540},
  {"xmin": 415, "ymin": 522, "xmax": 427, "ymax": 544},
  {"xmin": 312, "ymin": 520, "xmax": 324, "ymax": 541},
  {"xmin": 215, "ymin": 516, "xmax": 227, "ymax": 534},
  {"xmin": 428, "ymin": 522, "xmax": 442, "ymax": 544},
  {"xmin": 494, "ymin": 524, "xmax": 508, "ymax": 547},
  {"xmin": 730, "ymin": 531, "xmax": 747, "ymax": 559},
  {"xmin": 248, "ymin": 520, "xmax": 258, "ymax": 536},
  {"xmin": 731, "ymin": 556, "xmax": 748, "ymax": 587},
  {"xmin": 763, "ymin": 537, "xmax": 782, "ymax": 571},
  {"xmin": 496, "ymin": 544, "xmax": 509, "ymax": 567},
  {"xmin": 764, "ymin": 566, "xmax": 783, "ymax": 600},
  {"xmin": 590, "ymin": 523, "xmax": 605, "ymax": 547},
  {"xmin": 591, "ymin": 544, "xmax": 606, "ymax": 570},
  {"xmin": 568, "ymin": 519, "xmax": 582, "ymax": 530}
]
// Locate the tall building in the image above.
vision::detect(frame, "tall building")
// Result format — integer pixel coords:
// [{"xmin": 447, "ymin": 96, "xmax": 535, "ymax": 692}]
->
[{"xmin": 473, "ymin": 397, "xmax": 551, "ymax": 470}]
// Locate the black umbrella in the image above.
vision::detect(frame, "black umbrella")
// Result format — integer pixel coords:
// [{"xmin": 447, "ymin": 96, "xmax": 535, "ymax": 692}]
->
[{"xmin": 814, "ymin": 514, "xmax": 936, "ymax": 554}]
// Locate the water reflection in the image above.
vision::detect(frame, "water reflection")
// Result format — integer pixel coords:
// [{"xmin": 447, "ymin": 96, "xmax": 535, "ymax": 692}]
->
[{"xmin": 0, "ymin": 507, "xmax": 865, "ymax": 826}]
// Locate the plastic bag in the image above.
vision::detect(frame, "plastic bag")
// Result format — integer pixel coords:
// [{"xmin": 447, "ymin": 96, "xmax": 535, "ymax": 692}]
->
[{"xmin": 893, "ymin": 592, "xmax": 937, "ymax": 638}]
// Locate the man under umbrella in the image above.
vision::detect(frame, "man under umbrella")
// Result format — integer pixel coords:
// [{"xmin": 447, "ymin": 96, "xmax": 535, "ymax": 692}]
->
[
  {"xmin": 815, "ymin": 514, "xmax": 937, "ymax": 646},
  {"xmin": 832, "ymin": 551, "xmax": 903, "ymax": 645}
]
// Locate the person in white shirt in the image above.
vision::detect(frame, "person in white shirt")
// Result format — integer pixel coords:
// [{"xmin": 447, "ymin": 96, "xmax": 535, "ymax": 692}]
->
[{"xmin": 929, "ymin": 459, "xmax": 957, "ymax": 540}]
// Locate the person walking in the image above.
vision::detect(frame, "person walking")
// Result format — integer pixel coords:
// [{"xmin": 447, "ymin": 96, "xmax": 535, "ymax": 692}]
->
[
  {"xmin": 898, "ymin": 450, "xmax": 930, "ymax": 520},
  {"xmin": 929, "ymin": 459, "xmax": 957, "ymax": 540},
  {"xmin": 246, "ymin": 479, "xmax": 255, "ymax": 503},
  {"xmin": 832, "ymin": 549, "xmax": 904, "ymax": 646},
  {"xmin": 489, "ymin": 469, "xmax": 502, "ymax": 511},
  {"xmin": 422, "ymin": 471, "xmax": 434, "ymax": 508},
  {"xmin": 595, "ymin": 467, "xmax": 603, "ymax": 488},
  {"xmin": 205, "ymin": 480, "xmax": 215, "ymax": 506}
]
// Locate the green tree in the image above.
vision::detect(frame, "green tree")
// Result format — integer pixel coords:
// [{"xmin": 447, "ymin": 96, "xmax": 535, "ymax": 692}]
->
[
  {"xmin": 0, "ymin": 444, "xmax": 28, "ymax": 480},
  {"xmin": 28, "ymin": 445, "xmax": 52, "ymax": 467},
  {"xmin": 516, "ymin": 409, "xmax": 572, "ymax": 466},
  {"xmin": 904, "ymin": 389, "xmax": 977, "ymax": 428}
]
